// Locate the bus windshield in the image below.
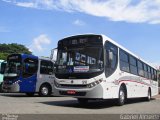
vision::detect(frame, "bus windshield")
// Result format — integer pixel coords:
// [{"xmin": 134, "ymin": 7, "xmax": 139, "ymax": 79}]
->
[
  {"xmin": 57, "ymin": 47, "xmax": 103, "ymax": 74},
  {"xmin": 56, "ymin": 35, "xmax": 104, "ymax": 77},
  {"xmin": 5, "ymin": 55, "xmax": 22, "ymax": 77}
]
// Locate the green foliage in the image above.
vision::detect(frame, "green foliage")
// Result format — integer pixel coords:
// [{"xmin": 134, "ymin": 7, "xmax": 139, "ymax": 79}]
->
[
  {"xmin": 0, "ymin": 43, "xmax": 32, "ymax": 60},
  {"xmin": 0, "ymin": 53, "xmax": 9, "ymax": 60}
]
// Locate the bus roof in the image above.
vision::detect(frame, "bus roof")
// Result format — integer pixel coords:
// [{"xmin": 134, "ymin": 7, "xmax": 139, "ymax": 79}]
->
[
  {"xmin": 7, "ymin": 53, "xmax": 52, "ymax": 62},
  {"xmin": 60, "ymin": 33, "xmax": 156, "ymax": 69},
  {"xmin": 38, "ymin": 56, "xmax": 52, "ymax": 61}
]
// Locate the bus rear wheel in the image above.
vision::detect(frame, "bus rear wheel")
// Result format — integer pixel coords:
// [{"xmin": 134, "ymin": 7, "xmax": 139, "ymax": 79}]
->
[
  {"xmin": 117, "ymin": 86, "xmax": 126, "ymax": 106},
  {"xmin": 145, "ymin": 89, "xmax": 151, "ymax": 101},
  {"xmin": 39, "ymin": 84, "xmax": 51, "ymax": 97}
]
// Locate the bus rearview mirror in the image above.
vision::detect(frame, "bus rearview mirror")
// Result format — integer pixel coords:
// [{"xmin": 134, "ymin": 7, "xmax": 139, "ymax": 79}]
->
[{"xmin": 50, "ymin": 48, "xmax": 57, "ymax": 62}]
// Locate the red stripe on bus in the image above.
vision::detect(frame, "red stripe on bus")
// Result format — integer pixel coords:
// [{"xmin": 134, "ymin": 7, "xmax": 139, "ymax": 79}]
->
[{"xmin": 118, "ymin": 80, "xmax": 150, "ymax": 86}]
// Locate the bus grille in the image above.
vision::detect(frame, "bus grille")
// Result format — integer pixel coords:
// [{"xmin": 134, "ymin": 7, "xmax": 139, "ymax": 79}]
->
[{"xmin": 59, "ymin": 84, "xmax": 88, "ymax": 89}]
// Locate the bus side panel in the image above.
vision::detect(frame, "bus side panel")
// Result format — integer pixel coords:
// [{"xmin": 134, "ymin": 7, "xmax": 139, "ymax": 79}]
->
[
  {"xmin": 35, "ymin": 74, "xmax": 55, "ymax": 93},
  {"xmin": 19, "ymin": 74, "xmax": 37, "ymax": 93},
  {"xmin": 151, "ymin": 81, "xmax": 159, "ymax": 96},
  {"xmin": 118, "ymin": 74, "xmax": 149, "ymax": 98},
  {"xmin": 35, "ymin": 59, "xmax": 55, "ymax": 93},
  {"xmin": 102, "ymin": 68, "xmax": 120, "ymax": 99},
  {"xmin": 103, "ymin": 67, "xmax": 152, "ymax": 99},
  {"xmin": 102, "ymin": 82, "xmax": 119, "ymax": 99}
]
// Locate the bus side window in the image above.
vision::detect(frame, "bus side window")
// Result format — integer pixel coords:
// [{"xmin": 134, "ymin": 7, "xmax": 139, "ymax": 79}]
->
[
  {"xmin": 154, "ymin": 70, "xmax": 157, "ymax": 81},
  {"xmin": 120, "ymin": 49, "xmax": 130, "ymax": 73},
  {"xmin": 129, "ymin": 56, "xmax": 138, "ymax": 75},
  {"xmin": 137, "ymin": 60, "xmax": 144, "ymax": 77},
  {"xmin": 105, "ymin": 41, "xmax": 118, "ymax": 77},
  {"xmin": 40, "ymin": 60, "xmax": 54, "ymax": 75}
]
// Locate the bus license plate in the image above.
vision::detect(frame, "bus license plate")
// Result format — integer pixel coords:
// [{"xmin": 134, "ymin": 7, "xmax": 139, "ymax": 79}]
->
[{"xmin": 67, "ymin": 90, "xmax": 76, "ymax": 95}]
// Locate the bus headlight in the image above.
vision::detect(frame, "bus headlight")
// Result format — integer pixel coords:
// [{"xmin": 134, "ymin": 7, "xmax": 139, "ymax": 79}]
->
[
  {"xmin": 54, "ymin": 80, "xmax": 60, "ymax": 87},
  {"xmin": 87, "ymin": 78, "xmax": 103, "ymax": 88},
  {"xmin": 12, "ymin": 80, "xmax": 21, "ymax": 85}
]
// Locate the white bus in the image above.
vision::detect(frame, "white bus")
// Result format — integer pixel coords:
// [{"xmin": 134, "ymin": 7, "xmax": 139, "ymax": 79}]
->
[{"xmin": 53, "ymin": 34, "xmax": 159, "ymax": 105}]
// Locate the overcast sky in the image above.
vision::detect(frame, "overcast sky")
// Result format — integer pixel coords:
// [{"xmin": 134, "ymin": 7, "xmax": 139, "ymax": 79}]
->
[{"xmin": 0, "ymin": 0, "xmax": 160, "ymax": 68}]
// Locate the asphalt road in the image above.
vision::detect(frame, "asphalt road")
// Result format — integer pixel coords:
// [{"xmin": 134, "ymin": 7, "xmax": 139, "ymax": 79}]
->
[{"xmin": 0, "ymin": 93, "xmax": 160, "ymax": 115}]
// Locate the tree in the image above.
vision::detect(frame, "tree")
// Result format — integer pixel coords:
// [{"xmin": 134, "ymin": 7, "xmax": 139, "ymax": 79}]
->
[
  {"xmin": 0, "ymin": 43, "xmax": 32, "ymax": 60},
  {"xmin": 0, "ymin": 53, "xmax": 9, "ymax": 60}
]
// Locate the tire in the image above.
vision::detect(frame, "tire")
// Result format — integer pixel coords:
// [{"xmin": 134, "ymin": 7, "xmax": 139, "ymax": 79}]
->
[
  {"xmin": 117, "ymin": 86, "xmax": 126, "ymax": 106},
  {"xmin": 26, "ymin": 93, "xmax": 35, "ymax": 97},
  {"xmin": 145, "ymin": 89, "xmax": 151, "ymax": 101},
  {"xmin": 77, "ymin": 98, "xmax": 88, "ymax": 106},
  {"xmin": 39, "ymin": 84, "xmax": 52, "ymax": 97}
]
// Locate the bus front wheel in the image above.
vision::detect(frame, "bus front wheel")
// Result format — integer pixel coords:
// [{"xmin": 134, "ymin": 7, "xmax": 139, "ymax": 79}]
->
[
  {"xmin": 39, "ymin": 84, "xmax": 52, "ymax": 97},
  {"xmin": 117, "ymin": 86, "xmax": 126, "ymax": 106}
]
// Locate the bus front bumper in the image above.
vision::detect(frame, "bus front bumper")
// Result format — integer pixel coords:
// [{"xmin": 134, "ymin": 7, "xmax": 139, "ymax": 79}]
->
[
  {"xmin": 2, "ymin": 83, "xmax": 20, "ymax": 93},
  {"xmin": 53, "ymin": 84, "xmax": 104, "ymax": 99}
]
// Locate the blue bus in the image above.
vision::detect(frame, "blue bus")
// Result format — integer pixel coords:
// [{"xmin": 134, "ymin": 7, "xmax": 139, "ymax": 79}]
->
[
  {"xmin": 2, "ymin": 54, "xmax": 55, "ymax": 96},
  {"xmin": 0, "ymin": 60, "xmax": 6, "ymax": 92}
]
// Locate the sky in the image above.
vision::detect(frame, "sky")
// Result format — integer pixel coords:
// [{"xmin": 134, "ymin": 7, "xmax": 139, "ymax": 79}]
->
[{"xmin": 0, "ymin": 0, "xmax": 160, "ymax": 68}]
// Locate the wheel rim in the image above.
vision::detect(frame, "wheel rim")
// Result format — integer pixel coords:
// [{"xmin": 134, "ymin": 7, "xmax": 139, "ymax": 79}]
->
[
  {"xmin": 41, "ymin": 87, "xmax": 49, "ymax": 96},
  {"xmin": 120, "ymin": 90, "xmax": 125, "ymax": 103}
]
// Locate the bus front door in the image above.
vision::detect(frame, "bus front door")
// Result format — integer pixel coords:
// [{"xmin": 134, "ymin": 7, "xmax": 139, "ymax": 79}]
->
[
  {"xmin": 20, "ymin": 74, "xmax": 37, "ymax": 93},
  {"xmin": 20, "ymin": 58, "xmax": 38, "ymax": 93}
]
